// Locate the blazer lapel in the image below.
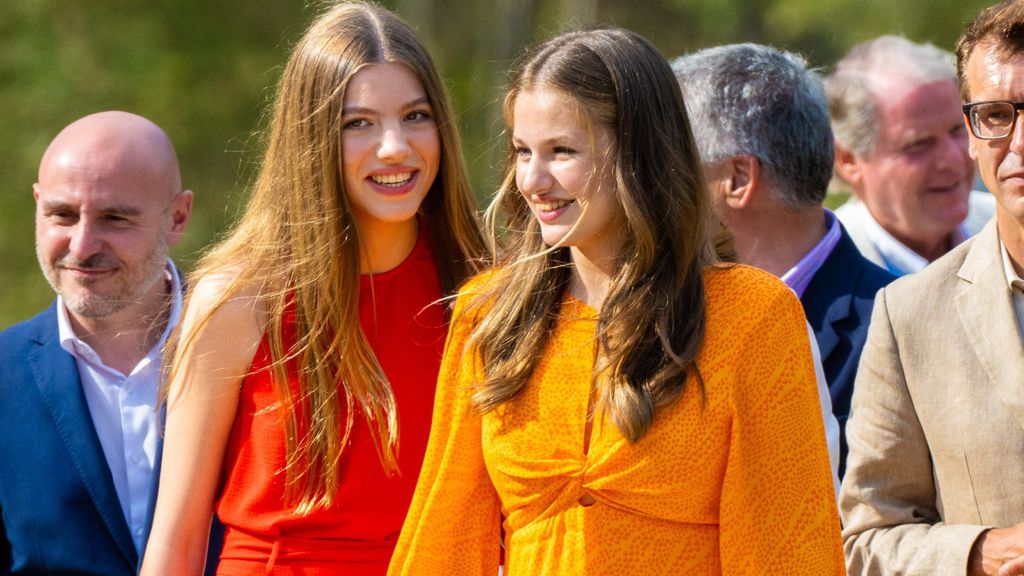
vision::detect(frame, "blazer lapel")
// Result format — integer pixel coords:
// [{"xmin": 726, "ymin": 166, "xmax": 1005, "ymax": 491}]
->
[
  {"xmin": 28, "ymin": 312, "xmax": 139, "ymax": 567},
  {"xmin": 955, "ymin": 221, "xmax": 1024, "ymax": 428},
  {"xmin": 802, "ymin": 231, "xmax": 859, "ymax": 362}
]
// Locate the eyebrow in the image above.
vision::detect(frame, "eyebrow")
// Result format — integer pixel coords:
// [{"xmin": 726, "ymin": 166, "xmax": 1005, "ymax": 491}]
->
[
  {"xmin": 41, "ymin": 200, "xmax": 141, "ymax": 217},
  {"xmin": 511, "ymin": 134, "xmax": 578, "ymax": 146},
  {"xmin": 342, "ymin": 96, "xmax": 431, "ymax": 116}
]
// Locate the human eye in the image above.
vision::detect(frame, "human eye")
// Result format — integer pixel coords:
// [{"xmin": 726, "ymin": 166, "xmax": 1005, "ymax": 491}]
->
[
  {"xmin": 342, "ymin": 117, "xmax": 370, "ymax": 129},
  {"xmin": 405, "ymin": 108, "xmax": 434, "ymax": 122},
  {"xmin": 102, "ymin": 214, "xmax": 131, "ymax": 226},
  {"xmin": 980, "ymin": 104, "xmax": 1013, "ymax": 126},
  {"xmin": 902, "ymin": 137, "xmax": 935, "ymax": 154},
  {"xmin": 44, "ymin": 207, "xmax": 77, "ymax": 224}
]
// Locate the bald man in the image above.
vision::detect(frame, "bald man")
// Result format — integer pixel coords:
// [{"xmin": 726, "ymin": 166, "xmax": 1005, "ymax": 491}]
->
[{"xmin": 0, "ymin": 112, "xmax": 192, "ymax": 574}]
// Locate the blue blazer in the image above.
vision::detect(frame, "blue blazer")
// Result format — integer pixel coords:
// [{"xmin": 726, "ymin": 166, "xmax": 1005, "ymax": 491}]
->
[
  {"xmin": 0, "ymin": 303, "xmax": 140, "ymax": 574},
  {"xmin": 800, "ymin": 226, "xmax": 895, "ymax": 478},
  {"xmin": 0, "ymin": 302, "xmax": 222, "ymax": 574}
]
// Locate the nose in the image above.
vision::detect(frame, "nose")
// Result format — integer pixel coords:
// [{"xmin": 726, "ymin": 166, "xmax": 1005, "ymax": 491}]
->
[
  {"xmin": 377, "ymin": 122, "xmax": 411, "ymax": 162},
  {"xmin": 67, "ymin": 219, "xmax": 103, "ymax": 262},
  {"xmin": 517, "ymin": 156, "xmax": 553, "ymax": 196}
]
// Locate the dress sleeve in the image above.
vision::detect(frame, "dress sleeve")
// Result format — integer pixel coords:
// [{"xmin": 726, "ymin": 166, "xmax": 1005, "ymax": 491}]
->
[
  {"xmin": 388, "ymin": 287, "xmax": 502, "ymax": 576},
  {"xmin": 718, "ymin": 285, "xmax": 846, "ymax": 575},
  {"xmin": 840, "ymin": 288, "xmax": 987, "ymax": 576}
]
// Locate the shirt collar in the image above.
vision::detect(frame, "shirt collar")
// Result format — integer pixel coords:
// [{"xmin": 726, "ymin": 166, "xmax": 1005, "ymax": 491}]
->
[
  {"xmin": 858, "ymin": 202, "xmax": 967, "ymax": 276},
  {"xmin": 57, "ymin": 258, "xmax": 183, "ymax": 370},
  {"xmin": 1000, "ymin": 239, "xmax": 1024, "ymax": 293},
  {"xmin": 781, "ymin": 209, "xmax": 842, "ymax": 299}
]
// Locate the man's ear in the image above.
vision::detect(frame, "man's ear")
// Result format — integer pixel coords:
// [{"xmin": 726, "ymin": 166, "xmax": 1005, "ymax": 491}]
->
[
  {"xmin": 723, "ymin": 154, "xmax": 760, "ymax": 210},
  {"xmin": 166, "ymin": 189, "xmax": 193, "ymax": 246},
  {"xmin": 833, "ymin": 143, "xmax": 864, "ymax": 191}
]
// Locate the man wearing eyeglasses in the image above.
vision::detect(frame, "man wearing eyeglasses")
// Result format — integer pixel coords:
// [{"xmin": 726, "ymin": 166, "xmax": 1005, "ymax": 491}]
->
[
  {"xmin": 827, "ymin": 36, "xmax": 995, "ymax": 277},
  {"xmin": 840, "ymin": 2, "xmax": 1024, "ymax": 576}
]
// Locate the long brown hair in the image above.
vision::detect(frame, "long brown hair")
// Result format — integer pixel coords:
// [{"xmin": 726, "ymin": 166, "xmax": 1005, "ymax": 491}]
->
[
  {"xmin": 165, "ymin": 1, "xmax": 486, "ymax": 512},
  {"xmin": 468, "ymin": 28, "xmax": 719, "ymax": 442}
]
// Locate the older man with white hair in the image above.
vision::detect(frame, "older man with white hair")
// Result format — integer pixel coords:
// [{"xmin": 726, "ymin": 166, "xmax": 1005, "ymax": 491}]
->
[{"xmin": 827, "ymin": 35, "xmax": 995, "ymax": 276}]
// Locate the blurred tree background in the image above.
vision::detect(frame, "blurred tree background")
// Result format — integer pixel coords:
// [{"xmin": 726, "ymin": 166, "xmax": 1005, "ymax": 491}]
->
[{"xmin": 0, "ymin": 0, "xmax": 991, "ymax": 328}]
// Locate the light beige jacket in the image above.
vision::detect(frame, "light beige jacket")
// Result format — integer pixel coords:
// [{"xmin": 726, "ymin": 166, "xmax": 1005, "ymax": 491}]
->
[{"xmin": 841, "ymin": 219, "xmax": 1024, "ymax": 575}]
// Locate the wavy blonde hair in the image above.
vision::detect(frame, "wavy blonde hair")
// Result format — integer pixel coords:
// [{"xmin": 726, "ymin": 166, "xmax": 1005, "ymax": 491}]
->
[
  {"xmin": 165, "ymin": 1, "xmax": 485, "ymax": 513},
  {"xmin": 468, "ymin": 28, "xmax": 721, "ymax": 442}
]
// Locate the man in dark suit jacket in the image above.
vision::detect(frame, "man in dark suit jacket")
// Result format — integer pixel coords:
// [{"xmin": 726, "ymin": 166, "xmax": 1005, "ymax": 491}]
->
[
  {"xmin": 0, "ymin": 111, "xmax": 198, "ymax": 573},
  {"xmin": 673, "ymin": 44, "xmax": 895, "ymax": 478}
]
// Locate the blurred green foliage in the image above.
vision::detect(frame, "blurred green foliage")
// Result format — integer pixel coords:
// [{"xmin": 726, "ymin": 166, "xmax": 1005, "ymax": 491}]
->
[{"xmin": 0, "ymin": 0, "xmax": 992, "ymax": 328}]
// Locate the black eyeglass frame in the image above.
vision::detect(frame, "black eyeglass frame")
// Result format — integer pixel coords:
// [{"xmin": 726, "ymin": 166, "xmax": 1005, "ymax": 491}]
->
[{"xmin": 962, "ymin": 100, "xmax": 1024, "ymax": 140}]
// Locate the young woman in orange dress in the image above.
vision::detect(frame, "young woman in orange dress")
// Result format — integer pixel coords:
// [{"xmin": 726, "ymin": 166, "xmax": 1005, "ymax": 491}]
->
[
  {"xmin": 388, "ymin": 27, "xmax": 845, "ymax": 575},
  {"xmin": 139, "ymin": 3, "xmax": 486, "ymax": 574}
]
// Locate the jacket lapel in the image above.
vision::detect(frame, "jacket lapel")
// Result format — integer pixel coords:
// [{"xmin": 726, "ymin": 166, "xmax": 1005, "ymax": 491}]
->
[
  {"xmin": 802, "ymin": 230, "xmax": 859, "ymax": 362},
  {"xmin": 955, "ymin": 221, "xmax": 1024, "ymax": 428},
  {"xmin": 28, "ymin": 308, "xmax": 139, "ymax": 567}
]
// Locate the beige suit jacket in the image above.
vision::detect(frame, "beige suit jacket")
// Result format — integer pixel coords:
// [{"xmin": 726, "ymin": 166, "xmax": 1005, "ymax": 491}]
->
[{"xmin": 841, "ymin": 219, "xmax": 1024, "ymax": 575}]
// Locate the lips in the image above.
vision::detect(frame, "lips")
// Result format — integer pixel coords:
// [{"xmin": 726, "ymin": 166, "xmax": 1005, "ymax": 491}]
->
[
  {"xmin": 54, "ymin": 254, "xmax": 118, "ymax": 283},
  {"xmin": 926, "ymin": 183, "xmax": 965, "ymax": 194},
  {"xmin": 535, "ymin": 199, "xmax": 575, "ymax": 212},
  {"xmin": 365, "ymin": 169, "xmax": 420, "ymax": 196},
  {"xmin": 370, "ymin": 171, "xmax": 414, "ymax": 187},
  {"xmin": 532, "ymin": 198, "xmax": 576, "ymax": 223}
]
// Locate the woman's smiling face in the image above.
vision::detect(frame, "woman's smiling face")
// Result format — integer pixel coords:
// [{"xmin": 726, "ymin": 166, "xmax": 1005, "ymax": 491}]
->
[
  {"xmin": 340, "ymin": 62, "xmax": 440, "ymax": 232},
  {"xmin": 512, "ymin": 88, "xmax": 625, "ymax": 262}
]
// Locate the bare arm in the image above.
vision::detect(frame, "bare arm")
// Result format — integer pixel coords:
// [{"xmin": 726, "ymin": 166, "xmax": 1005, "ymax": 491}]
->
[{"xmin": 139, "ymin": 276, "xmax": 264, "ymax": 576}]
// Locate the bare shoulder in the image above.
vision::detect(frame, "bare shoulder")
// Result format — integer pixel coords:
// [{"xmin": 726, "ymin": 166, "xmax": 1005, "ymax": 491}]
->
[
  {"xmin": 184, "ymin": 269, "xmax": 266, "ymax": 337},
  {"xmin": 176, "ymin": 270, "xmax": 266, "ymax": 371},
  {"xmin": 169, "ymin": 270, "xmax": 267, "ymax": 401}
]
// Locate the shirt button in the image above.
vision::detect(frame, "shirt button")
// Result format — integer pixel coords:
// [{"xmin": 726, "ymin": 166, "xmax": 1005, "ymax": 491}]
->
[
  {"xmin": 578, "ymin": 493, "xmax": 596, "ymax": 507},
  {"xmin": 130, "ymin": 454, "xmax": 141, "ymax": 464}
]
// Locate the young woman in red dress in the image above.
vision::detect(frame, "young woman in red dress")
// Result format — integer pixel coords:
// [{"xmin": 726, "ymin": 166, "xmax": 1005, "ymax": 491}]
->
[{"xmin": 139, "ymin": 3, "xmax": 486, "ymax": 574}]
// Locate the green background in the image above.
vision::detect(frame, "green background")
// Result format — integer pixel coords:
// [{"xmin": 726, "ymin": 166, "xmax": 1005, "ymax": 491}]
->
[{"xmin": 0, "ymin": 0, "xmax": 991, "ymax": 328}]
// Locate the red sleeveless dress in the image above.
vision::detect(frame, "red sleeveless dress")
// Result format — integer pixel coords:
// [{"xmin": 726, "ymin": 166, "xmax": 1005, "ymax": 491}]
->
[{"xmin": 215, "ymin": 231, "xmax": 447, "ymax": 575}]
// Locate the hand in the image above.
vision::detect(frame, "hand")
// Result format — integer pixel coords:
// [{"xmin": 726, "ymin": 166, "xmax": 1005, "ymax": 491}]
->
[
  {"xmin": 970, "ymin": 524, "xmax": 1024, "ymax": 576},
  {"xmin": 1000, "ymin": 556, "xmax": 1024, "ymax": 576}
]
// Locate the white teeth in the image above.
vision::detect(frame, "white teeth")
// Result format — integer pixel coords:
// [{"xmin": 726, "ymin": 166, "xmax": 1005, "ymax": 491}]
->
[
  {"xmin": 536, "ymin": 199, "xmax": 574, "ymax": 212},
  {"xmin": 371, "ymin": 172, "xmax": 413, "ymax": 187}
]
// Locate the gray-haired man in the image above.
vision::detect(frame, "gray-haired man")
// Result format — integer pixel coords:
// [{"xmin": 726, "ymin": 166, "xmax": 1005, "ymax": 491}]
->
[
  {"xmin": 673, "ymin": 44, "xmax": 894, "ymax": 479},
  {"xmin": 827, "ymin": 35, "xmax": 994, "ymax": 276}
]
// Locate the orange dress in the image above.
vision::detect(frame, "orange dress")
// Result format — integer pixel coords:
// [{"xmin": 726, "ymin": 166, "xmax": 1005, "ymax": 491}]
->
[
  {"xmin": 389, "ymin": 265, "xmax": 845, "ymax": 575},
  {"xmin": 216, "ymin": 230, "xmax": 447, "ymax": 575}
]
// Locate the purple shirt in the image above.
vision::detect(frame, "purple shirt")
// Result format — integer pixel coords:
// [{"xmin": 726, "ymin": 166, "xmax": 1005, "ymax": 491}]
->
[{"xmin": 781, "ymin": 210, "xmax": 841, "ymax": 299}]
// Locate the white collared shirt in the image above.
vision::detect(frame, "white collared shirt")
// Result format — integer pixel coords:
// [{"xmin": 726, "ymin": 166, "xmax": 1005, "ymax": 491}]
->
[
  {"xmin": 56, "ymin": 259, "xmax": 182, "ymax": 555},
  {"xmin": 999, "ymin": 240, "xmax": 1024, "ymax": 337},
  {"xmin": 805, "ymin": 321, "xmax": 841, "ymax": 499},
  {"xmin": 835, "ymin": 195, "xmax": 997, "ymax": 277},
  {"xmin": 858, "ymin": 203, "xmax": 967, "ymax": 276}
]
